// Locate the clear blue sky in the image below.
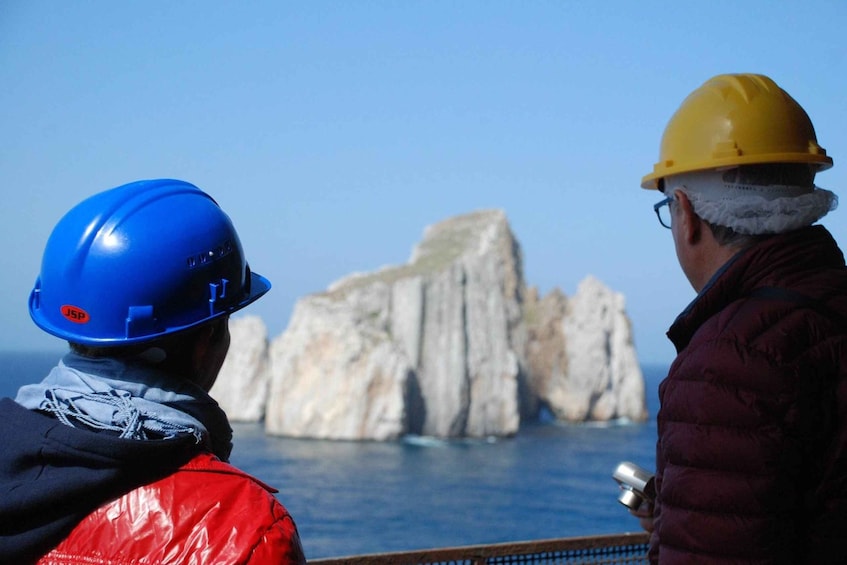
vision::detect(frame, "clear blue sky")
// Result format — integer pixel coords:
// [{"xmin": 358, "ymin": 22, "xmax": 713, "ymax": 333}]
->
[{"xmin": 2, "ymin": 1, "xmax": 846, "ymax": 364}]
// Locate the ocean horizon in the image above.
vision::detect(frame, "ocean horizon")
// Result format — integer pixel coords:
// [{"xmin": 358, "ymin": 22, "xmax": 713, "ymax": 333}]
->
[{"xmin": 1, "ymin": 349, "xmax": 666, "ymax": 559}]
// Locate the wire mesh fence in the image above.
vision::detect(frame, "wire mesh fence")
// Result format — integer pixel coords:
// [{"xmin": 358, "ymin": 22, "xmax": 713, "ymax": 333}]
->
[{"xmin": 309, "ymin": 532, "xmax": 650, "ymax": 565}]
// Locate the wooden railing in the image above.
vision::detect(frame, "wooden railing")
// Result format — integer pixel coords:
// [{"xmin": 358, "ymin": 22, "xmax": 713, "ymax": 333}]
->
[{"xmin": 309, "ymin": 532, "xmax": 650, "ymax": 564}]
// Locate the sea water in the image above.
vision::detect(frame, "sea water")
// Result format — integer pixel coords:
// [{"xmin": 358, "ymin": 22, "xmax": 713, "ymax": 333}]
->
[{"xmin": 0, "ymin": 350, "xmax": 666, "ymax": 559}]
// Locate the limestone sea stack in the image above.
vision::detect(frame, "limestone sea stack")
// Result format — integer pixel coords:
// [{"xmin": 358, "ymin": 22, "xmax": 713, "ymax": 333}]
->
[
  {"xmin": 265, "ymin": 210, "xmax": 528, "ymax": 440},
  {"xmin": 209, "ymin": 314, "xmax": 271, "ymax": 422},
  {"xmin": 524, "ymin": 277, "xmax": 646, "ymax": 423},
  {"xmin": 225, "ymin": 209, "xmax": 650, "ymax": 440}
]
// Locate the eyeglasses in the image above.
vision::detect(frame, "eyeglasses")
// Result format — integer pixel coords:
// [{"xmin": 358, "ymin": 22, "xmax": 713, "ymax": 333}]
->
[{"xmin": 653, "ymin": 196, "xmax": 673, "ymax": 229}]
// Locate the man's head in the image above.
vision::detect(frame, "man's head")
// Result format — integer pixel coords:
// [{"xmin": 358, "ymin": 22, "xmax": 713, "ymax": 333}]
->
[
  {"xmin": 644, "ymin": 74, "xmax": 837, "ymax": 290},
  {"xmin": 30, "ymin": 179, "xmax": 271, "ymax": 388}
]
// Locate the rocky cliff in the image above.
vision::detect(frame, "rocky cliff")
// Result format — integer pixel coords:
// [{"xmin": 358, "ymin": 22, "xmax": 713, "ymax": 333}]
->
[
  {"xmin": 209, "ymin": 315, "xmax": 271, "ymax": 422},
  {"xmin": 216, "ymin": 209, "xmax": 647, "ymax": 439},
  {"xmin": 264, "ymin": 210, "xmax": 527, "ymax": 440},
  {"xmin": 524, "ymin": 277, "xmax": 645, "ymax": 423}
]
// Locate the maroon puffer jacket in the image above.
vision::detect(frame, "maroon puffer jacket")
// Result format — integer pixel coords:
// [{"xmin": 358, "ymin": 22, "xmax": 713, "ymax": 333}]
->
[
  {"xmin": 38, "ymin": 452, "xmax": 307, "ymax": 564},
  {"xmin": 650, "ymin": 226, "xmax": 847, "ymax": 564}
]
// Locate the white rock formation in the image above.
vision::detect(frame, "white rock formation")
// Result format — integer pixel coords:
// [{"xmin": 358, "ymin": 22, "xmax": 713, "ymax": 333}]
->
[
  {"xmin": 265, "ymin": 288, "xmax": 413, "ymax": 441},
  {"xmin": 224, "ymin": 210, "xmax": 647, "ymax": 439},
  {"xmin": 523, "ymin": 287, "xmax": 568, "ymax": 418},
  {"xmin": 557, "ymin": 276, "xmax": 646, "ymax": 422},
  {"xmin": 210, "ymin": 315, "xmax": 271, "ymax": 422},
  {"xmin": 265, "ymin": 210, "xmax": 527, "ymax": 440}
]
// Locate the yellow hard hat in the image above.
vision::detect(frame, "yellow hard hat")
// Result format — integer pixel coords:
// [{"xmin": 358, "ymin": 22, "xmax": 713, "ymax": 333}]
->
[{"xmin": 641, "ymin": 73, "xmax": 833, "ymax": 190}]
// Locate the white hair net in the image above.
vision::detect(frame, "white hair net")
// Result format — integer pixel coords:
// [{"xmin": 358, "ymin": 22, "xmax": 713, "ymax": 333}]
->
[{"xmin": 666, "ymin": 169, "xmax": 837, "ymax": 235}]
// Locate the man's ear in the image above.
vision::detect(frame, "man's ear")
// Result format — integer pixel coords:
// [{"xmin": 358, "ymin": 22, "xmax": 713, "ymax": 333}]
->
[
  {"xmin": 190, "ymin": 320, "xmax": 225, "ymax": 369},
  {"xmin": 189, "ymin": 317, "xmax": 231, "ymax": 391},
  {"xmin": 190, "ymin": 323, "xmax": 215, "ymax": 366},
  {"xmin": 675, "ymin": 190, "xmax": 702, "ymax": 245}
]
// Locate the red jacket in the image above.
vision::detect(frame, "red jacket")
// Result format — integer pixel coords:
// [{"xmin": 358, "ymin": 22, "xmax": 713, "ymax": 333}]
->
[
  {"xmin": 651, "ymin": 226, "xmax": 847, "ymax": 564},
  {"xmin": 38, "ymin": 452, "xmax": 306, "ymax": 565}
]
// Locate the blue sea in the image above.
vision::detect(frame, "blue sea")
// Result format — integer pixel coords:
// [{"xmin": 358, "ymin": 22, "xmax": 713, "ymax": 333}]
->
[{"xmin": 1, "ymin": 350, "xmax": 666, "ymax": 560}]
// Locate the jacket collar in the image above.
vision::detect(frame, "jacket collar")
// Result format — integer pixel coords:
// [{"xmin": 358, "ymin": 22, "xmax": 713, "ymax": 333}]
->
[{"xmin": 667, "ymin": 225, "xmax": 845, "ymax": 351}]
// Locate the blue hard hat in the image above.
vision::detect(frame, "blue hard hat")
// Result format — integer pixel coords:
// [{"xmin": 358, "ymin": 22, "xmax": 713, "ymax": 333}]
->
[{"xmin": 29, "ymin": 179, "xmax": 271, "ymax": 346}]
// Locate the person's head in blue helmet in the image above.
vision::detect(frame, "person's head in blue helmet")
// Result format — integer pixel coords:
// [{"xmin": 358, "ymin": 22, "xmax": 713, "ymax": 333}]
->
[{"xmin": 29, "ymin": 179, "xmax": 271, "ymax": 389}]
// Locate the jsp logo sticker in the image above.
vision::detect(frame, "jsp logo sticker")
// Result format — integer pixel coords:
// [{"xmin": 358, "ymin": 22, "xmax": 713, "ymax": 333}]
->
[{"xmin": 61, "ymin": 305, "xmax": 90, "ymax": 324}]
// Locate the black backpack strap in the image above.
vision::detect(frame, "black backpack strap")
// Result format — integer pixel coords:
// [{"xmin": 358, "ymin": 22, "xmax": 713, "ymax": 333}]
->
[{"xmin": 748, "ymin": 286, "xmax": 847, "ymax": 330}]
